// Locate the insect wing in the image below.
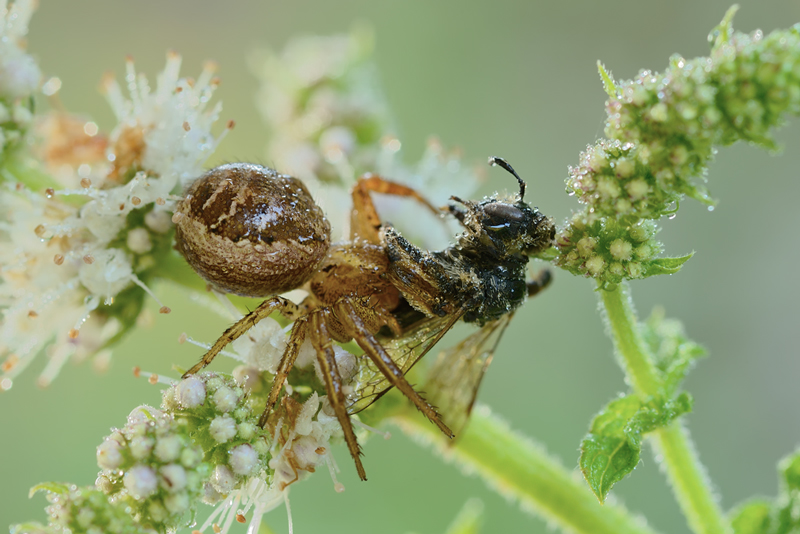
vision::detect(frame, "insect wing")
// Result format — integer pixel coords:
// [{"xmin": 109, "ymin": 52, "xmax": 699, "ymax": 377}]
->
[
  {"xmin": 423, "ymin": 314, "xmax": 513, "ymax": 437},
  {"xmin": 347, "ymin": 312, "xmax": 461, "ymax": 415}
]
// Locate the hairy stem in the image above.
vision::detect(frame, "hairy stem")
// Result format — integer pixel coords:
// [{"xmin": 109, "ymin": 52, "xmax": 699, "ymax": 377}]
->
[
  {"xmin": 599, "ymin": 283, "xmax": 729, "ymax": 534},
  {"xmin": 395, "ymin": 404, "xmax": 657, "ymax": 534},
  {"xmin": 653, "ymin": 423, "xmax": 728, "ymax": 534},
  {"xmin": 599, "ymin": 283, "xmax": 661, "ymax": 395}
]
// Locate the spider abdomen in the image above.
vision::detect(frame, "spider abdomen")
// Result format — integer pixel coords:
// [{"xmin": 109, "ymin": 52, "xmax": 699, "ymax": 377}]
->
[{"xmin": 174, "ymin": 163, "xmax": 331, "ymax": 297}]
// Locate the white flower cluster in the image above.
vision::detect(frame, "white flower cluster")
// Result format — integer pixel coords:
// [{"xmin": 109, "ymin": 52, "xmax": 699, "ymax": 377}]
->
[
  {"xmin": 200, "ymin": 392, "xmax": 344, "ymax": 534},
  {"xmin": 252, "ymin": 30, "xmax": 482, "ymax": 246},
  {"xmin": 95, "ymin": 405, "xmax": 207, "ymax": 531},
  {"xmin": 0, "ymin": 0, "xmax": 38, "ymax": 99},
  {"xmin": 0, "ymin": 0, "xmax": 39, "ymax": 156},
  {"xmin": 0, "ymin": 53, "xmax": 229, "ymax": 389}
]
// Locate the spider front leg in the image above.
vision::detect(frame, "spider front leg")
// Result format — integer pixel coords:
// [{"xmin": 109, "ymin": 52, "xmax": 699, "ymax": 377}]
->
[
  {"xmin": 182, "ymin": 296, "xmax": 302, "ymax": 377},
  {"xmin": 258, "ymin": 316, "xmax": 309, "ymax": 428},
  {"xmin": 336, "ymin": 300, "xmax": 455, "ymax": 439},
  {"xmin": 350, "ymin": 175, "xmax": 444, "ymax": 243},
  {"xmin": 308, "ymin": 309, "xmax": 368, "ymax": 481}
]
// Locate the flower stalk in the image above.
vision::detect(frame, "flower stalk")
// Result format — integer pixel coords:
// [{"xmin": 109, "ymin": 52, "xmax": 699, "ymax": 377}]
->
[
  {"xmin": 599, "ymin": 284, "xmax": 729, "ymax": 534},
  {"xmin": 395, "ymin": 404, "xmax": 657, "ymax": 534}
]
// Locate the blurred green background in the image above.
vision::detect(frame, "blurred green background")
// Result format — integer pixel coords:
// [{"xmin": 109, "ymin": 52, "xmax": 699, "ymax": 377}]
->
[{"xmin": 3, "ymin": 1, "xmax": 800, "ymax": 533}]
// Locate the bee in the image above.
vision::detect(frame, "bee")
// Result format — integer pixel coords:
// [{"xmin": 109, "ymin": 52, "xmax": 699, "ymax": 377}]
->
[{"xmin": 175, "ymin": 157, "xmax": 554, "ymax": 480}]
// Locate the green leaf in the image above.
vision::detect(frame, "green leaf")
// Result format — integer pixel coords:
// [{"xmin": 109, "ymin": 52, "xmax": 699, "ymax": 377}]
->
[
  {"xmin": 597, "ymin": 61, "xmax": 617, "ymax": 98},
  {"xmin": 642, "ymin": 252, "xmax": 694, "ymax": 278},
  {"xmin": 780, "ymin": 451, "xmax": 800, "ymax": 490},
  {"xmin": 729, "ymin": 500, "xmax": 772, "ymax": 534},
  {"xmin": 443, "ymin": 498, "xmax": 485, "ymax": 534},
  {"xmin": 10, "ymin": 522, "xmax": 57, "ymax": 534},
  {"xmin": 580, "ymin": 394, "xmax": 692, "ymax": 502},
  {"xmin": 677, "ymin": 180, "xmax": 716, "ymax": 207},
  {"xmin": 580, "ymin": 395, "xmax": 642, "ymax": 502},
  {"xmin": 728, "ymin": 448, "xmax": 800, "ymax": 534},
  {"xmin": 28, "ymin": 482, "xmax": 70, "ymax": 498},
  {"xmin": 641, "ymin": 307, "xmax": 707, "ymax": 395},
  {"xmin": 708, "ymin": 5, "xmax": 739, "ymax": 48}
]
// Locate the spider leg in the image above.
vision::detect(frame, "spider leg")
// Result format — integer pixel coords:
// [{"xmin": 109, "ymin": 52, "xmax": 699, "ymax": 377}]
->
[
  {"xmin": 182, "ymin": 296, "xmax": 301, "ymax": 378},
  {"xmin": 336, "ymin": 300, "xmax": 454, "ymax": 439},
  {"xmin": 258, "ymin": 316, "xmax": 309, "ymax": 428},
  {"xmin": 526, "ymin": 269, "xmax": 552, "ymax": 297},
  {"xmin": 350, "ymin": 175, "xmax": 444, "ymax": 243},
  {"xmin": 309, "ymin": 309, "xmax": 368, "ymax": 481}
]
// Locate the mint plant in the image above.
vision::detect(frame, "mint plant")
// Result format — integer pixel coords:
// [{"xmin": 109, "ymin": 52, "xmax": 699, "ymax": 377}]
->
[{"xmin": 3, "ymin": 2, "xmax": 800, "ymax": 533}]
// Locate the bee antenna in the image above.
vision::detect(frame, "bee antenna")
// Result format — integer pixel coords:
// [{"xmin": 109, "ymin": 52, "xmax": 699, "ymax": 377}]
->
[{"xmin": 488, "ymin": 156, "xmax": 526, "ymax": 200}]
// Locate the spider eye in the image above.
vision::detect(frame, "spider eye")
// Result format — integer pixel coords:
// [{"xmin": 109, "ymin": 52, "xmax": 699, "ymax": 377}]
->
[{"xmin": 483, "ymin": 202, "xmax": 524, "ymax": 228}]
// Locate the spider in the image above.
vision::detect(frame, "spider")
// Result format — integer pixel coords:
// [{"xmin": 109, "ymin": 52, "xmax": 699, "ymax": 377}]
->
[{"xmin": 174, "ymin": 157, "xmax": 554, "ymax": 480}]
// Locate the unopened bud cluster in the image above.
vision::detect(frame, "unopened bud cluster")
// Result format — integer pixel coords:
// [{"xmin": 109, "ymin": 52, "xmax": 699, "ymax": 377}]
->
[
  {"xmin": 11, "ymin": 485, "xmax": 147, "ymax": 534},
  {"xmin": 94, "ymin": 405, "xmax": 208, "ymax": 532},
  {"xmin": 161, "ymin": 373, "xmax": 272, "ymax": 503},
  {"xmin": 557, "ymin": 215, "xmax": 660, "ymax": 281},
  {"xmin": 556, "ymin": 9, "xmax": 800, "ymax": 284},
  {"xmin": 15, "ymin": 373, "xmax": 273, "ymax": 534}
]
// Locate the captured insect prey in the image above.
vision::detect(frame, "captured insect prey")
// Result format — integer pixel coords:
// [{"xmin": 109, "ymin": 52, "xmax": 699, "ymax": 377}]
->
[{"xmin": 175, "ymin": 157, "xmax": 555, "ymax": 481}]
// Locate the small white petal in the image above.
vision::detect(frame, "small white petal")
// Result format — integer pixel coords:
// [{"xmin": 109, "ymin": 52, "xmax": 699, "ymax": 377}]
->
[
  {"xmin": 96, "ymin": 440, "xmax": 123, "ymax": 470},
  {"xmin": 123, "ymin": 465, "xmax": 158, "ymax": 498},
  {"xmin": 211, "ymin": 464, "xmax": 235, "ymax": 494},
  {"xmin": 160, "ymin": 464, "xmax": 187, "ymax": 492},
  {"xmin": 164, "ymin": 492, "xmax": 190, "ymax": 514},
  {"xmin": 209, "ymin": 415, "xmax": 237, "ymax": 443},
  {"xmin": 212, "ymin": 385, "xmax": 239, "ymax": 413},
  {"xmin": 229, "ymin": 444, "xmax": 259, "ymax": 476},
  {"xmin": 154, "ymin": 435, "xmax": 182, "ymax": 463},
  {"xmin": 129, "ymin": 436, "xmax": 155, "ymax": 460},
  {"xmin": 176, "ymin": 376, "xmax": 206, "ymax": 408}
]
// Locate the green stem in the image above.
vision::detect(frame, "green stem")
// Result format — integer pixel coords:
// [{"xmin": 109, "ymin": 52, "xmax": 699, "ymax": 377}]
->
[
  {"xmin": 599, "ymin": 283, "xmax": 729, "ymax": 534},
  {"xmin": 599, "ymin": 283, "xmax": 661, "ymax": 395},
  {"xmin": 395, "ymin": 405, "xmax": 658, "ymax": 534},
  {"xmin": 653, "ymin": 423, "xmax": 728, "ymax": 534}
]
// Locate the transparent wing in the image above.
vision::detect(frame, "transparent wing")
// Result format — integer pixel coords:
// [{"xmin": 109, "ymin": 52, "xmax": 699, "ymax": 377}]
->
[
  {"xmin": 422, "ymin": 313, "xmax": 514, "ymax": 437},
  {"xmin": 347, "ymin": 311, "xmax": 462, "ymax": 415}
]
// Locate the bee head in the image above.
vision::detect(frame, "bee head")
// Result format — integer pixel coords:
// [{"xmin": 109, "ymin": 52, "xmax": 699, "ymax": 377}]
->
[{"xmin": 450, "ymin": 157, "xmax": 554, "ymax": 258}]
